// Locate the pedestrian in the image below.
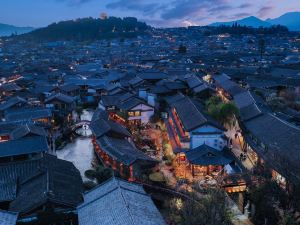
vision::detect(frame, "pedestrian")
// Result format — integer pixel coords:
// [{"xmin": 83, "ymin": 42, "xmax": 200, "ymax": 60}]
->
[{"xmin": 240, "ymin": 153, "xmax": 243, "ymax": 161}]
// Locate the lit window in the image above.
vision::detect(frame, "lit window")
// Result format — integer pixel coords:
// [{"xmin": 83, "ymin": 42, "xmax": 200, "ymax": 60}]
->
[
  {"xmin": 128, "ymin": 112, "xmax": 134, "ymax": 116},
  {"xmin": 135, "ymin": 111, "xmax": 141, "ymax": 116}
]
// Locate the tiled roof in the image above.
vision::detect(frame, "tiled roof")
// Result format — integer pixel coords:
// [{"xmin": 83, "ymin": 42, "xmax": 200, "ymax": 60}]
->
[
  {"xmin": 0, "ymin": 136, "xmax": 49, "ymax": 158},
  {"xmin": 233, "ymin": 91, "xmax": 255, "ymax": 109},
  {"xmin": 0, "ymin": 154, "xmax": 83, "ymax": 214},
  {"xmin": 239, "ymin": 103, "xmax": 262, "ymax": 121},
  {"xmin": 185, "ymin": 144, "xmax": 233, "ymax": 166},
  {"xmin": 96, "ymin": 136, "xmax": 155, "ymax": 166},
  {"xmin": 78, "ymin": 178, "xmax": 166, "ymax": 225},
  {"xmin": 0, "ymin": 97, "xmax": 27, "ymax": 111},
  {"xmin": 0, "ymin": 122, "xmax": 19, "ymax": 136},
  {"xmin": 0, "ymin": 210, "xmax": 18, "ymax": 225},
  {"xmin": 186, "ymin": 76, "xmax": 203, "ymax": 89},
  {"xmin": 138, "ymin": 72, "xmax": 168, "ymax": 80},
  {"xmin": 172, "ymin": 97, "xmax": 224, "ymax": 132},
  {"xmin": 244, "ymin": 113, "xmax": 300, "ymax": 183},
  {"xmin": 10, "ymin": 124, "xmax": 47, "ymax": 140},
  {"xmin": 5, "ymin": 107, "xmax": 52, "ymax": 122},
  {"xmin": 117, "ymin": 97, "xmax": 147, "ymax": 111},
  {"xmin": 59, "ymin": 84, "xmax": 80, "ymax": 92},
  {"xmin": 45, "ymin": 93, "xmax": 74, "ymax": 104},
  {"xmin": 0, "ymin": 83, "xmax": 21, "ymax": 92},
  {"xmin": 101, "ymin": 95, "xmax": 121, "ymax": 107}
]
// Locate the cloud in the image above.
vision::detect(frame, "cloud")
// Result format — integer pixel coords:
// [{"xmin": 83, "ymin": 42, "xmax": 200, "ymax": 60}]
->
[
  {"xmin": 238, "ymin": 3, "xmax": 252, "ymax": 9},
  {"xmin": 106, "ymin": 0, "xmax": 164, "ymax": 16},
  {"xmin": 55, "ymin": 0, "xmax": 94, "ymax": 6},
  {"xmin": 208, "ymin": 5, "xmax": 232, "ymax": 15},
  {"xmin": 257, "ymin": 6, "xmax": 273, "ymax": 18},
  {"xmin": 160, "ymin": 0, "xmax": 227, "ymax": 20},
  {"xmin": 103, "ymin": 0, "xmax": 276, "ymax": 27}
]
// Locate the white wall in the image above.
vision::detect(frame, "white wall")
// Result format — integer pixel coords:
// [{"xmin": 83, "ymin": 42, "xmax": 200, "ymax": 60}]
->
[
  {"xmin": 190, "ymin": 125, "xmax": 226, "ymax": 150},
  {"xmin": 128, "ymin": 104, "xmax": 154, "ymax": 124}
]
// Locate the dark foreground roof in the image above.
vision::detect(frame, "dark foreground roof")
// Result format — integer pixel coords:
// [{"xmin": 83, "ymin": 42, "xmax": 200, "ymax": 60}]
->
[
  {"xmin": 185, "ymin": 144, "xmax": 233, "ymax": 166},
  {"xmin": 0, "ymin": 154, "xmax": 83, "ymax": 214},
  {"xmin": 78, "ymin": 178, "xmax": 166, "ymax": 225},
  {"xmin": 244, "ymin": 113, "xmax": 300, "ymax": 184}
]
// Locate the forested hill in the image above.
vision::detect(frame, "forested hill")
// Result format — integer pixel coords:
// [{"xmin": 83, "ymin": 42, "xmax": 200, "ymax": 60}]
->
[{"xmin": 20, "ymin": 17, "xmax": 150, "ymax": 41}]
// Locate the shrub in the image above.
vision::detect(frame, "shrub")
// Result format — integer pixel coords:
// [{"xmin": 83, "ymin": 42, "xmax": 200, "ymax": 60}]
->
[
  {"xmin": 84, "ymin": 169, "xmax": 97, "ymax": 179},
  {"xmin": 149, "ymin": 172, "xmax": 165, "ymax": 182},
  {"xmin": 83, "ymin": 181, "xmax": 97, "ymax": 190}
]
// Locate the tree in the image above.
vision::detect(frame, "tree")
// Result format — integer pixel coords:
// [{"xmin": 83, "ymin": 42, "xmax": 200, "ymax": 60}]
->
[
  {"xmin": 20, "ymin": 17, "xmax": 149, "ymax": 41},
  {"xmin": 279, "ymin": 212, "xmax": 300, "ymax": 225},
  {"xmin": 206, "ymin": 96, "xmax": 239, "ymax": 126},
  {"xmin": 84, "ymin": 166, "xmax": 113, "ymax": 184},
  {"xmin": 219, "ymin": 102, "xmax": 239, "ymax": 123},
  {"xmin": 94, "ymin": 165, "xmax": 113, "ymax": 184},
  {"xmin": 206, "ymin": 96, "xmax": 222, "ymax": 107},
  {"xmin": 249, "ymin": 181, "xmax": 288, "ymax": 225},
  {"xmin": 170, "ymin": 188, "xmax": 232, "ymax": 225}
]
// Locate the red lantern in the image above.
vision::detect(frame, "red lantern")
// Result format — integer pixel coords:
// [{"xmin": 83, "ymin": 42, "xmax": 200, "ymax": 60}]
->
[{"xmin": 180, "ymin": 155, "xmax": 186, "ymax": 161}]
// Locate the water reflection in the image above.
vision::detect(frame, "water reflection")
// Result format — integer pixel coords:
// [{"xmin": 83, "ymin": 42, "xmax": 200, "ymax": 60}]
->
[
  {"xmin": 57, "ymin": 138, "xmax": 96, "ymax": 180},
  {"xmin": 81, "ymin": 109, "xmax": 94, "ymax": 121},
  {"xmin": 57, "ymin": 109, "xmax": 96, "ymax": 180}
]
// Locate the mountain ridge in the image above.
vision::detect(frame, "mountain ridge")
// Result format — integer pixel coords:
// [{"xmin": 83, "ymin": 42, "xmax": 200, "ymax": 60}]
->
[
  {"xmin": 210, "ymin": 12, "xmax": 300, "ymax": 31},
  {"xmin": 0, "ymin": 23, "xmax": 34, "ymax": 37}
]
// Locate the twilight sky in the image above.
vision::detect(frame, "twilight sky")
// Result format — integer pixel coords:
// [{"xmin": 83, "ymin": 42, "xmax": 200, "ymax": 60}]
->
[{"xmin": 0, "ymin": 0, "xmax": 299, "ymax": 28}]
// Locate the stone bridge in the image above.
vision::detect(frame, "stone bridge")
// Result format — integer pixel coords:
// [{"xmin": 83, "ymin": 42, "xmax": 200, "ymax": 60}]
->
[{"xmin": 70, "ymin": 120, "xmax": 91, "ymax": 131}]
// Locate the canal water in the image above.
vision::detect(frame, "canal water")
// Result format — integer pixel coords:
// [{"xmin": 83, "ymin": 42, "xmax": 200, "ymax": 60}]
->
[{"xmin": 56, "ymin": 109, "xmax": 97, "ymax": 180}]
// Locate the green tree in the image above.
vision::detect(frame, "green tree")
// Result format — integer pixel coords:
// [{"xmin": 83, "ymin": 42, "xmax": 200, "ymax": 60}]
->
[
  {"xmin": 206, "ymin": 96, "xmax": 239, "ymax": 126},
  {"xmin": 219, "ymin": 102, "xmax": 239, "ymax": 123},
  {"xmin": 206, "ymin": 96, "xmax": 222, "ymax": 107}
]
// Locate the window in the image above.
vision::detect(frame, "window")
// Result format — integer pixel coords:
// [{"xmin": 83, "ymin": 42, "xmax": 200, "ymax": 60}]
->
[
  {"xmin": 134, "ymin": 111, "xmax": 141, "ymax": 116},
  {"xmin": 128, "ymin": 111, "xmax": 134, "ymax": 116}
]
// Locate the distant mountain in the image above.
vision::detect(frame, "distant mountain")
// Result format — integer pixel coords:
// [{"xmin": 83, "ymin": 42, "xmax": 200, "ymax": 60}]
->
[
  {"xmin": 210, "ymin": 12, "xmax": 300, "ymax": 31},
  {"xmin": 21, "ymin": 17, "xmax": 150, "ymax": 41},
  {"xmin": 266, "ymin": 12, "xmax": 300, "ymax": 31},
  {"xmin": 210, "ymin": 16, "xmax": 271, "ymax": 28},
  {"xmin": 0, "ymin": 23, "xmax": 34, "ymax": 37}
]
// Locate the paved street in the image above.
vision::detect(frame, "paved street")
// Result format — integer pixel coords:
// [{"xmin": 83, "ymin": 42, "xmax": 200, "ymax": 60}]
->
[{"xmin": 226, "ymin": 128, "xmax": 255, "ymax": 171}]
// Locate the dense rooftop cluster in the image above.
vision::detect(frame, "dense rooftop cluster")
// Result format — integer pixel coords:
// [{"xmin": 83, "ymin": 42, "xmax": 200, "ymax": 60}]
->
[{"xmin": 0, "ymin": 25, "xmax": 299, "ymax": 224}]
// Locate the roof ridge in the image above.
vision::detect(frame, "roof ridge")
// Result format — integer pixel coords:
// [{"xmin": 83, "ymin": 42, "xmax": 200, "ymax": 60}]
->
[{"xmin": 118, "ymin": 179, "xmax": 137, "ymax": 225}]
